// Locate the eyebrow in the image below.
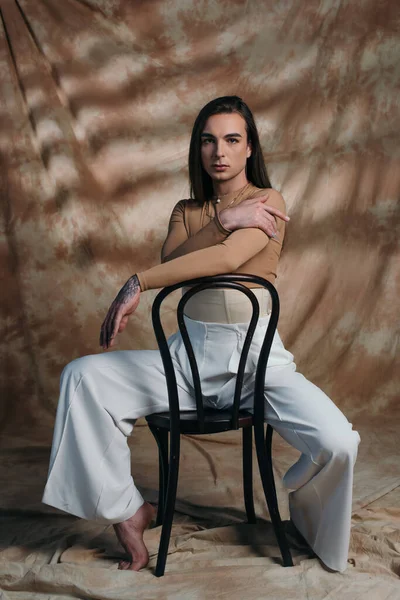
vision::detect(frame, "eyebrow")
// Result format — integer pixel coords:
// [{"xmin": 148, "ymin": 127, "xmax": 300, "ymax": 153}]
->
[{"xmin": 200, "ymin": 132, "xmax": 243, "ymax": 138}]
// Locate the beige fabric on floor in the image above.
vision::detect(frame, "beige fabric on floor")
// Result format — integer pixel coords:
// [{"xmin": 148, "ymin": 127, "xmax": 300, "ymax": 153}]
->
[
  {"xmin": 0, "ymin": 0, "xmax": 399, "ymax": 597},
  {"xmin": 1, "ymin": 422, "xmax": 400, "ymax": 598}
]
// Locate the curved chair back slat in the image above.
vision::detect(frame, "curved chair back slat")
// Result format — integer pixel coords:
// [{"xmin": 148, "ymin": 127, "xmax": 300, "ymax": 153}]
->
[{"xmin": 152, "ymin": 274, "xmax": 280, "ymax": 434}]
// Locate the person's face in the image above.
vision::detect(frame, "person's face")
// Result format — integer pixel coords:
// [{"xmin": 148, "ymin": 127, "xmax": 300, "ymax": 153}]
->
[{"xmin": 200, "ymin": 112, "xmax": 252, "ymax": 184}]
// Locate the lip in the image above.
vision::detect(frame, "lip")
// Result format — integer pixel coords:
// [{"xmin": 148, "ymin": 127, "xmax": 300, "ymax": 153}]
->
[{"xmin": 212, "ymin": 164, "xmax": 229, "ymax": 170}]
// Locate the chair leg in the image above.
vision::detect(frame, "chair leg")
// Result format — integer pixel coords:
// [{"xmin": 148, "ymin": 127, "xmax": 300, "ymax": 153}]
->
[
  {"xmin": 155, "ymin": 430, "xmax": 181, "ymax": 577},
  {"xmin": 254, "ymin": 422, "xmax": 293, "ymax": 567},
  {"xmin": 242, "ymin": 427, "xmax": 257, "ymax": 524},
  {"xmin": 148, "ymin": 425, "xmax": 169, "ymax": 526}
]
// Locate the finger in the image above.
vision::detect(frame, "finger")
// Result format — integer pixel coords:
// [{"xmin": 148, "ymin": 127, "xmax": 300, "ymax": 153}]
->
[
  {"xmin": 249, "ymin": 193, "xmax": 269, "ymax": 203},
  {"xmin": 260, "ymin": 216, "xmax": 278, "ymax": 239},
  {"xmin": 264, "ymin": 213, "xmax": 278, "ymax": 235},
  {"xmin": 102, "ymin": 311, "xmax": 111, "ymax": 349},
  {"xmin": 100, "ymin": 312, "xmax": 111, "ymax": 348},
  {"xmin": 109, "ymin": 324, "xmax": 119, "ymax": 347},
  {"xmin": 106, "ymin": 312, "xmax": 117, "ymax": 348},
  {"xmin": 264, "ymin": 205, "xmax": 290, "ymax": 221},
  {"xmin": 109, "ymin": 308, "xmax": 124, "ymax": 346},
  {"xmin": 260, "ymin": 225, "xmax": 277, "ymax": 238},
  {"xmin": 265, "ymin": 223, "xmax": 279, "ymax": 239},
  {"xmin": 118, "ymin": 316, "xmax": 129, "ymax": 333},
  {"xmin": 100, "ymin": 312, "xmax": 110, "ymax": 346},
  {"xmin": 104, "ymin": 304, "xmax": 118, "ymax": 349}
]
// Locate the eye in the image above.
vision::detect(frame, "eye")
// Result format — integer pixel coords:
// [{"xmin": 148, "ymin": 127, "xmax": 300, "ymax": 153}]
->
[
  {"xmin": 227, "ymin": 138, "xmax": 239, "ymax": 144},
  {"xmin": 201, "ymin": 138, "xmax": 213, "ymax": 145}
]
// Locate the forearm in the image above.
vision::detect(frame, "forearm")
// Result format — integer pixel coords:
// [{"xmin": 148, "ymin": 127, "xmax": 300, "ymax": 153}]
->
[
  {"xmin": 139, "ymin": 247, "xmax": 233, "ymax": 291},
  {"xmin": 162, "ymin": 215, "xmax": 230, "ymax": 262},
  {"xmin": 137, "ymin": 228, "xmax": 269, "ymax": 291}
]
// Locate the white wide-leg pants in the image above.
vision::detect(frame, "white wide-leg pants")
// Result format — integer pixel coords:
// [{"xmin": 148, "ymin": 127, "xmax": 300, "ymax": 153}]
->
[{"xmin": 42, "ymin": 314, "xmax": 360, "ymax": 572}]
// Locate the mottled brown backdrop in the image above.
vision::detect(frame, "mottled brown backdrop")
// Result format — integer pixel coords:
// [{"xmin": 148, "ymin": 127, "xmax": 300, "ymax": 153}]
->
[{"xmin": 0, "ymin": 1, "xmax": 399, "ymax": 598}]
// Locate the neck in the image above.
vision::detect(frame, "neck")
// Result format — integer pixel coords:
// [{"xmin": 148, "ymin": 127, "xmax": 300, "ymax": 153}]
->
[{"xmin": 212, "ymin": 172, "xmax": 249, "ymax": 198}]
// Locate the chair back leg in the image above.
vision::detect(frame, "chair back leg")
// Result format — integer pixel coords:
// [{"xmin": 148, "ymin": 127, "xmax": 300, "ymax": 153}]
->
[
  {"xmin": 155, "ymin": 430, "xmax": 181, "ymax": 577},
  {"xmin": 242, "ymin": 426, "xmax": 257, "ymax": 524},
  {"xmin": 148, "ymin": 425, "xmax": 169, "ymax": 526},
  {"xmin": 254, "ymin": 422, "xmax": 294, "ymax": 567}
]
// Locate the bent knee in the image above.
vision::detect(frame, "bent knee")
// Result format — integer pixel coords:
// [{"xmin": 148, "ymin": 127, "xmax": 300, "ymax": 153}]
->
[
  {"xmin": 61, "ymin": 354, "xmax": 100, "ymax": 383},
  {"xmin": 317, "ymin": 428, "xmax": 360, "ymax": 464}
]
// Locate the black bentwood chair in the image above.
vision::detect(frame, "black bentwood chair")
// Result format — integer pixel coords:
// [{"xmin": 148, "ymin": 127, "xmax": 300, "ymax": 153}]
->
[{"xmin": 145, "ymin": 274, "xmax": 293, "ymax": 577}]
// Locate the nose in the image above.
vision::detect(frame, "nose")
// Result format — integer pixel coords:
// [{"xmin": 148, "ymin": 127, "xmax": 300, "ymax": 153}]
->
[{"xmin": 214, "ymin": 140, "xmax": 225, "ymax": 158}]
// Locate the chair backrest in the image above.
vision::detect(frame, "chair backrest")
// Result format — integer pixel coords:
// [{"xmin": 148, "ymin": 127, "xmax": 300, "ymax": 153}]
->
[{"xmin": 152, "ymin": 274, "xmax": 279, "ymax": 434}]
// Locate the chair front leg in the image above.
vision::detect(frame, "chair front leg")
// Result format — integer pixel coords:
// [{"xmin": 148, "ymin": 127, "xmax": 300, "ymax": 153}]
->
[
  {"xmin": 155, "ymin": 429, "xmax": 181, "ymax": 577},
  {"xmin": 148, "ymin": 424, "xmax": 169, "ymax": 526},
  {"xmin": 254, "ymin": 422, "xmax": 293, "ymax": 567},
  {"xmin": 242, "ymin": 426, "xmax": 257, "ymax": 524}
]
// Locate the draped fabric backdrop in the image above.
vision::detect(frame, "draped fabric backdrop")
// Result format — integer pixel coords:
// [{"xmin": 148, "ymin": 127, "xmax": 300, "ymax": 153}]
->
[{"xmin": 1, "ymin": 1, "xmax": 399, "ymax": 598}]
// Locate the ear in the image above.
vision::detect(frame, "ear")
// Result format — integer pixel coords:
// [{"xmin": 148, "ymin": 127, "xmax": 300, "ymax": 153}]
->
[{"xmin": 246, "ymin": 142, "xmax": 252, "ymax": 158}]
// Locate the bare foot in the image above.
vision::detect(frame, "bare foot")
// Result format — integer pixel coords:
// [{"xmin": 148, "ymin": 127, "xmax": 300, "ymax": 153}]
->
[{"xmin": 113, "ymin": 502, "xmax": 156, "ymax": 571}]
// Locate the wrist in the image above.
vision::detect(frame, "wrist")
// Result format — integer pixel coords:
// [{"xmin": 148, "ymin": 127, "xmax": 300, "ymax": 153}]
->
[{"xmin": 216, "ymin": 210, "xmax": 233, "ymax": 234}]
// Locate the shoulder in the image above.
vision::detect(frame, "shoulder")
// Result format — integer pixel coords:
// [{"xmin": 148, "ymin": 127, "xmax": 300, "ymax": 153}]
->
[
  {"xmin": 169, "ymin": 198, "xmax": 203, "ymax": 224},
  {"xmin": 172, "ymin": 198, "xmax": 201, "ymax": 211},
  {"xmin": 252, "ymin": 187, "xmax": 286, "ymax": 212},
  {"xmin": 170, "ymin": 198, "xmax": 193, "ymax": 215},
  {"xmin": 174, "ymin": 198, "xmax": 204, "ymax": 215},
  {"xmin": 169, "ymin": 200, "xmax": 185, "ymax": 219}
]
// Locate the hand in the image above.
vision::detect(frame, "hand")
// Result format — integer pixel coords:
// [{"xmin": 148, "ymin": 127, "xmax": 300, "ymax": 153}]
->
[
  {"xmin": 219, "ymin": 193, "xmax": 290, "ymax": 238},
  {"xmin": 100, "ymin": 275, "xmax": 141, "ymax": 349}
]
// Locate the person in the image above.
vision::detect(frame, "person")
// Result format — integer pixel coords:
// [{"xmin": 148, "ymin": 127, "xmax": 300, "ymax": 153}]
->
[{"xmin": 42, "ymin": 96, "xmax": 360, "ymax": 573}]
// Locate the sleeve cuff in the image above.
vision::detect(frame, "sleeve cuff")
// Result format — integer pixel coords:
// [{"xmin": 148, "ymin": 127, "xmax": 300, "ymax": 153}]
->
[{"xmin": 136, "ymin": 272, "xmax": 146, "ymax": 292}]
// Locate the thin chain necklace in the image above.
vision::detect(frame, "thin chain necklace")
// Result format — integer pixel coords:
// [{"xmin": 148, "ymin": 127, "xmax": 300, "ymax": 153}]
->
[
  {"xmin": 213, "ymin": 182, "xmax": 251, "ymax": 208},
  {"xmin": 202, "ymin": 182, "xmax": 254, "ymax": 226},
  {"xmin": 214, "ymin": 189, "xmax": 231, "ymax": 203}
]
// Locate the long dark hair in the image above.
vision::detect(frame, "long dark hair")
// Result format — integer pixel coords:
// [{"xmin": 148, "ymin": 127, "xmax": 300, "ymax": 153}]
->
[{"xmin": 188, "ymin": 96, "xmax": 271, "ymax": 203}]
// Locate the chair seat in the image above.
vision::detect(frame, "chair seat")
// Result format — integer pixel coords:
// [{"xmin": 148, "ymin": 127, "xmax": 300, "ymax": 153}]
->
[{"xmin": 146, "ymin": 409, "xmax": 253, "ymax": 434}]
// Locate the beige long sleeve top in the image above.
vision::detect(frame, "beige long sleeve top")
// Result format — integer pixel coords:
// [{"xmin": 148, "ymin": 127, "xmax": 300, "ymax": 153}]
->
[{"xmin": 136, "ymin": 183, "xmax": 286, "ymax": 291}]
